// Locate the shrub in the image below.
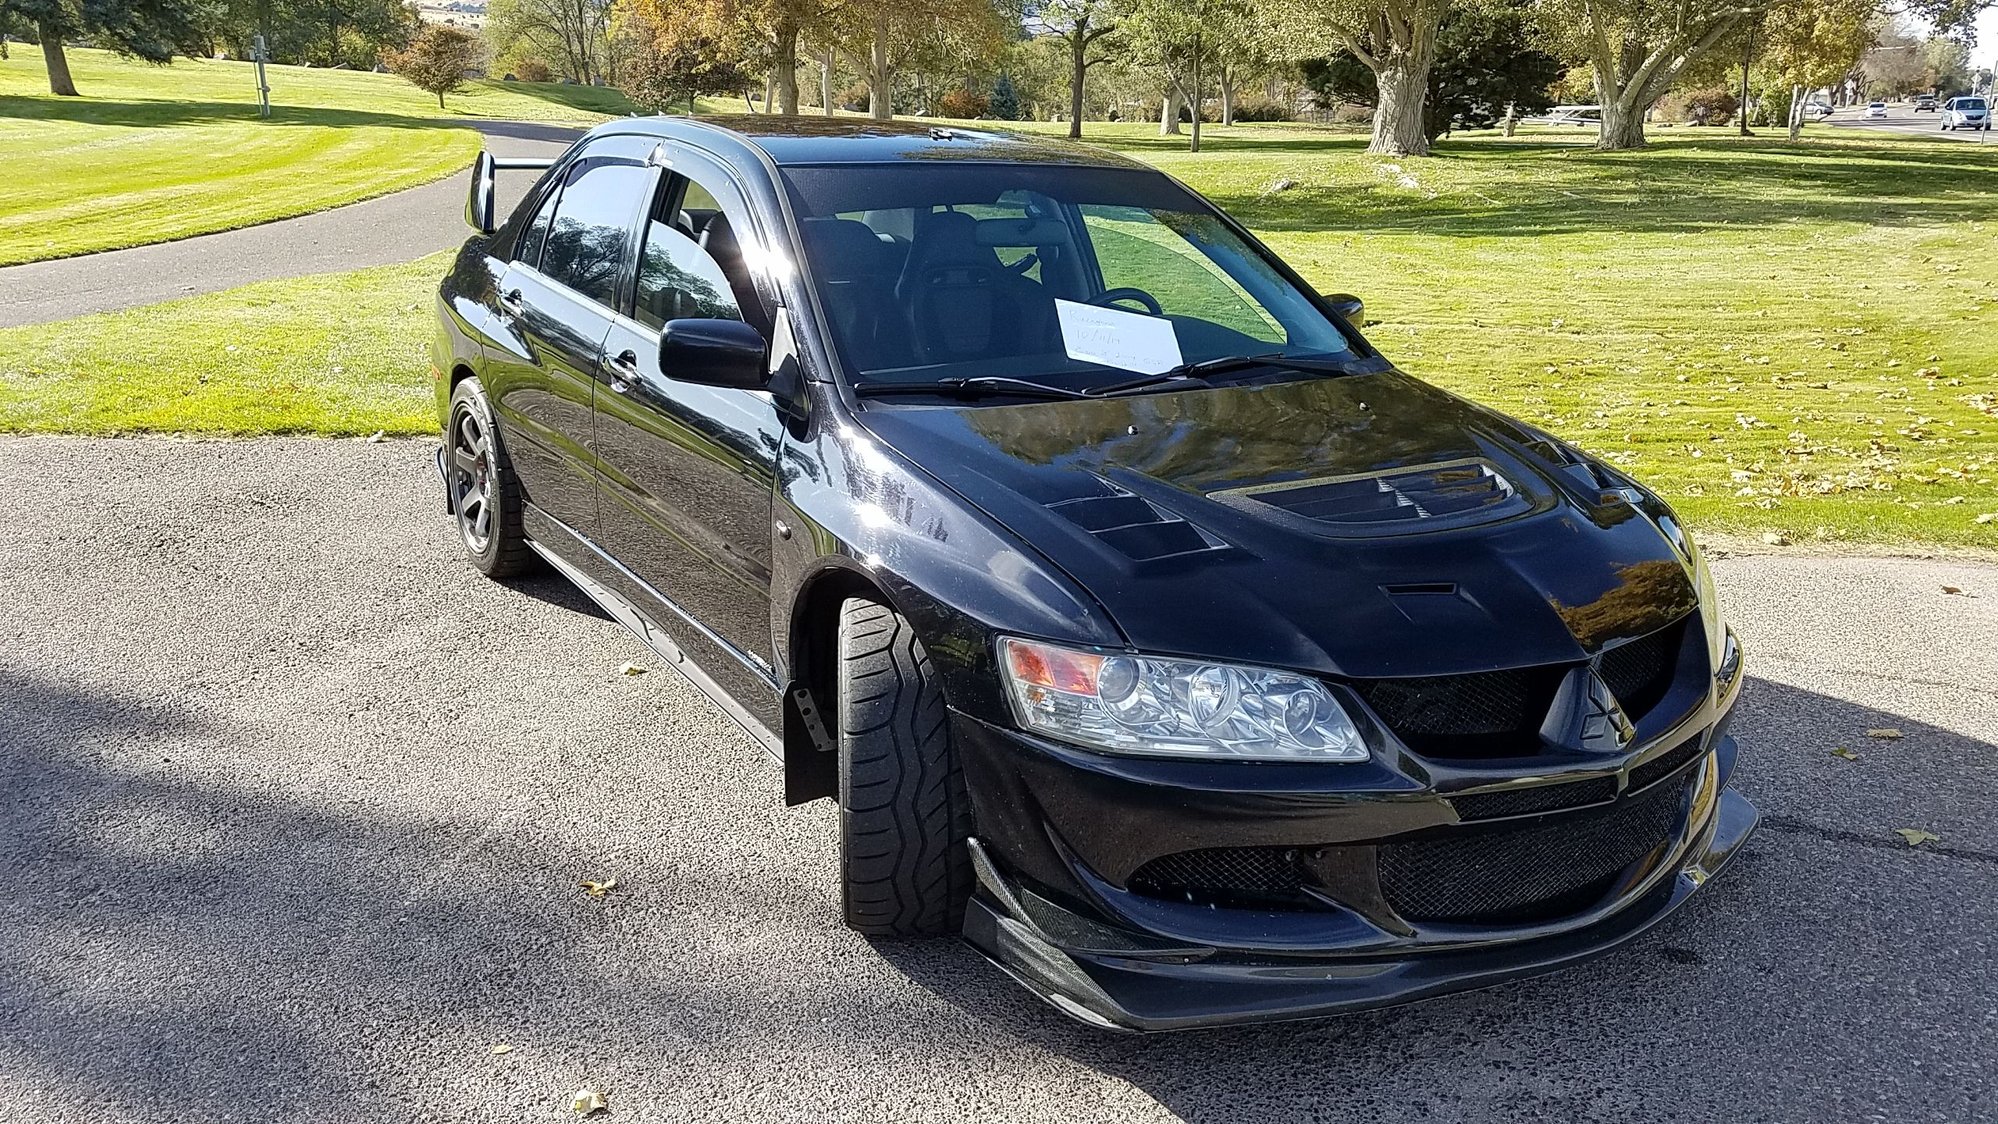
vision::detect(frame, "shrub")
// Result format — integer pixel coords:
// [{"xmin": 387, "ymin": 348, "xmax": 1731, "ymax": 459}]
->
[
  {"xmin": 513, "ymin": 56, "xmax": 552, "ymax": 83},
  {"xmin": 1680, "ymin": 88, "xmax": 1739, "ymax": 126},
  {"xmin": 836, "ymin": 80, "xmax": 872, "ymax": 113},
  {"xmin": 1230, "ymin": 96, "xmax": 1294, "ymax": 122},
  {"xmin": 937, "ymin": 89, "xmax": 990, "ymax": 119}
]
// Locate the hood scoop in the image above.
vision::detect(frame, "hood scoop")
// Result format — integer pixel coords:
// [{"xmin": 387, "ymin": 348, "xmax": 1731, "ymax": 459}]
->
[
  {"xmin": 1047, "ymin": 485, "xmax": 1228, "ymax": 564},
  {"xmin": 1214, "ymin": 458, "xmax": 1529, "ymax": 536}
]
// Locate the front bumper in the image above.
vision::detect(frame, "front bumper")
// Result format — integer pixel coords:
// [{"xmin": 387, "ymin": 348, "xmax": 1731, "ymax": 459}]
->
[{"xmin": 956, "ymin": 702, "xmax": 1758, "ymax": 1032}]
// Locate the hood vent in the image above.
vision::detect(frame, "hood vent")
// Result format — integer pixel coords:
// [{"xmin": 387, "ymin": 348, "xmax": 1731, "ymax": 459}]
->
[
  {"xmin": 1220, "ymin": 458, "xmax": 1528, "ymax": 531},
  {"xmin": 1046, "ymin": 487, "xmax": 1227, "ymax": 564}
]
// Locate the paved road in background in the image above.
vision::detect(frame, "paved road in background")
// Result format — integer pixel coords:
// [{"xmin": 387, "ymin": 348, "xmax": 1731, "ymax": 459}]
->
[
  {"xmin": 1825, "ymin": 103, "xmax": 1996, "ymax": 144},
  {"xmin": 2, "ymin": 436, "xmax": 1994, "ymax": 1123},
  {"xmin": 0, "ymin": 121, "xmax": 583, "ymax": 330}
]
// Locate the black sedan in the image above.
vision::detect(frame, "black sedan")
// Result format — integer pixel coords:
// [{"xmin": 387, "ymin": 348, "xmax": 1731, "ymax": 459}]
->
[{"xmin": 430, "ymin": 117, "xmax": 1757, "ymax": 1032}]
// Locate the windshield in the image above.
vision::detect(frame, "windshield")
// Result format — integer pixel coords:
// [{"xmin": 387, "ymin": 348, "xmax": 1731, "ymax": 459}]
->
[
  {"xmin": 1960, "ymin": 98, "xmax": 1987, "ymax": 110},
  {"xmin": 779, "ymin": 162, "xmax": 1355, "ymax": 391}
]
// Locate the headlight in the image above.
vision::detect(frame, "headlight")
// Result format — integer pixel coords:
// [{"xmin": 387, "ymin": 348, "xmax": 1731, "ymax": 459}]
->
[
  {"xmin": 1657, "ymin": 511, "xmax": 1733, "ymax": 683},
  {"xmin": 997, "ymin": 637, "xmax": 1368, "ymax": 761}
]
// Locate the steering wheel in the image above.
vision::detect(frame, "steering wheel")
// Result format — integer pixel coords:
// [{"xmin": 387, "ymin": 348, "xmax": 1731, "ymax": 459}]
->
[{"xmin": 1088, "ymin": 287, "xmax": 1165, "ymax": 317}]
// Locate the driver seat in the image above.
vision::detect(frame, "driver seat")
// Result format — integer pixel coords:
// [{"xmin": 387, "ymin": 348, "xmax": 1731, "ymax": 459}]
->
[{"xmin": 894, "ymin": 210, "xmax": 1004, "ymax": 364}]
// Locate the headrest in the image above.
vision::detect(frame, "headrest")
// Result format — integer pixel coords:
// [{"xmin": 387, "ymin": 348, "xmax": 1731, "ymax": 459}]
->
[{"xmin": 800, "ymin": 217, "xmax": 901, "ymax": 280}]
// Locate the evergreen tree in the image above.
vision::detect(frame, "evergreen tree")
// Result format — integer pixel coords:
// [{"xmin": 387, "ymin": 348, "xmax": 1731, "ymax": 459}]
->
[{"xmin": 989, "ymin": 71, "xmax": 1020, "ymax": 117}]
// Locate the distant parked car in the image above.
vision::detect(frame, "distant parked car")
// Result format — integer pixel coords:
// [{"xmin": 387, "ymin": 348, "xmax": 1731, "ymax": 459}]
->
[
  {"xmin": 1941, "ymin": 96, "xmax": 1990, "ymax": 130},
  {"xmin": 1803, "ymin": 102, "xmax": 1834, "ymax": 121},
  {"xmin": 1914, "ymin": 95, "xmax": 1937, "ymax": 112},
  {"xmin": 1865, "ymin": 101, "xmax": 1888, "ymax": 119}
]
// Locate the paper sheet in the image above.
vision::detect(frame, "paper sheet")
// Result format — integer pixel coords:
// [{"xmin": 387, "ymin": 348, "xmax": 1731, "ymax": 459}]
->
[{"xmin": 1054, "ymin": 298, "xmax": 1184, "ymax": 375}]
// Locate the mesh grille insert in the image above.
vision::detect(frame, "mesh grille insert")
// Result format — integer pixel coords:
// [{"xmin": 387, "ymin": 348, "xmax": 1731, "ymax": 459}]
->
[
  {"xmin": 1379, "ymin": 778, "xmax": 1688, "ymax": 925},
  {"xmin": 1629, "ymin": 734, "xmax": 1707, "ymax": 792},
  {"xmin": 1451, "ymin": 777, "xmax": 1618, "ymax": 821},
  {"xmin": 1351, "ymin": 665, "xmax": 1567, "ymax": 758},
  {"xmin": 1126, "ymin": 846, "xmax": 1312, "ymax": 910},
  {"xmin": 1598, "ymin": 621, "xmax": 1684, "ymax": 721}
]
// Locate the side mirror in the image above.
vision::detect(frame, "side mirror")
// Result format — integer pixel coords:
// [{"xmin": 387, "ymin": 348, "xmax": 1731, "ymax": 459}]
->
[
  {"xmin": 1325, "ymin": 293, "xmax": 1365, "ymax": 331},
  {"xmin": 465, "ymin": 150, "xmax": 497, "ymax": 234},
  {"xmin": 660, "ymin": 319, "xmax": 768, "ymax": 389}
]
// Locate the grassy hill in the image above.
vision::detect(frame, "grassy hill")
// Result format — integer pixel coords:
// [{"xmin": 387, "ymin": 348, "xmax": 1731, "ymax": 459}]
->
[{"xmin": 0, "ymin": 48, "xmax": 659, "ymax": 264}]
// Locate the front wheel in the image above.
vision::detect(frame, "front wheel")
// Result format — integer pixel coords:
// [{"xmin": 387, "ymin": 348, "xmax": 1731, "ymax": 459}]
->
[
  {"xmin": 835, "ymin": 597, "xmax": 972, "ymax": 937},
  {"xmin": 444, "ymin": 377, "xmax": 535, "ymax": 577}
]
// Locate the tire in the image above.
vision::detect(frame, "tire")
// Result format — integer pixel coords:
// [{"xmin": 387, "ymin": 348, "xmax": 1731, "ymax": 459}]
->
[
  {"xmin": 835, "ymin": 596, "xmax": 971, "ymax": 937},
  {"xmin": 444, "ymin": 377, "xmax": 535, "ymax": 578}
]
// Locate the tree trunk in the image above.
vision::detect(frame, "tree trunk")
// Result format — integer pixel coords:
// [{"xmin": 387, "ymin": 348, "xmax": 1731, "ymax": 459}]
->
[
  {"xmin": 1786, "ymin": 84, "xmax": 1804, "ymax": 141},
  {"xmin": 1738, "ymin": 29, "xmax": 1755, "ymax": 136},
  {"xmin": 1220, "ymin": 70, "xmax": 1235, "ymax": 126},
  {"xmin": 761, "ymin": 71, "xmax": 775, "ymax": 113},
  {"xmin": 41, "ymin": 23, "xmax": 78, "ymax": 95},
  {"xmin": 1160, "ymin": 86, "xmax": 1182, "ymax": 134},
  {"xmin": 773, "ymin": 20, "xmax": 799, "ymax": 114},
  {"xmin": 1067, "ymin": 29, "xmax": 1086, "ymax": 139},
  {"xmin": 868, "ymin": 14, "xmax": 892, "ymax": 120},
  {"xmin": 1370, "ymin": 60, "xmax": 1430, "ymax": 156},
  {"xmin": 1597, "ymin": 97, "xmax": 1647, "ymax": 149},
  {"xmin": 818, "ymin": 49, "xmax": 834, "ymax": 115},
  {"xmin": 1188, "ymin": 42, "xmax": 1202, "ymax": 152}
]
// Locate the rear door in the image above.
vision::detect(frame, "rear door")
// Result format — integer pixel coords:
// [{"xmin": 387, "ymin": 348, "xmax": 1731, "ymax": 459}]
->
[
  {"xmin": 593, "ymin": 151, "xmax": 785, "ymax": 702},
  {"xmin": 484, "ymin": 145, "xmax": 653, "ymax": 540}
]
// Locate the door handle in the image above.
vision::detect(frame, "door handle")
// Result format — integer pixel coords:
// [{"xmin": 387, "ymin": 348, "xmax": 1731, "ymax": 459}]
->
[
  {"xmin": 607, "ymin": 349, "xmax": 639, "ymax": 393},
  {"xmin": 498, "ymin": 288, "xmax": 525, "ymax": 316}
]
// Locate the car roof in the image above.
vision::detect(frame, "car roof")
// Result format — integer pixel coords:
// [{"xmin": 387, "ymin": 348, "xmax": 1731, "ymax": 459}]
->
[{"xmin": 583, "ymin": 115, "xmax": 1149, "ymax": 171}]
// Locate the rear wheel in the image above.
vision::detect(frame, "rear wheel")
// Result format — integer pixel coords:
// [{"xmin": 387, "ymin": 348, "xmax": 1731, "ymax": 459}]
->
[
  {"xmin": 835, "ymin": 597, "xmax": 972, "ymax": 937},
  {"xmin": 445, "ymin": 377, "xmax": 534, "ymax": 577}
]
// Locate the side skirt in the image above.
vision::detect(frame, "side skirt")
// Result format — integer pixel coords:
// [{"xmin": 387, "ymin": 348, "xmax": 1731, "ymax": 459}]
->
[{"xmin": 523, "ymin": 518, "xmax": 784, "ymax": 765}]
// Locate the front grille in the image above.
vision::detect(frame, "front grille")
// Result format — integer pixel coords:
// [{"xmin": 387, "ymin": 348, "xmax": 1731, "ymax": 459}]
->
[
  {"xmin": 1451, "ymin": 776, "xmax": 1618, "ymax": 821},
  {"xmin": 1379, "ymin": 777, "xmax": 1689, "ymax": 925},
  {"xmin": 1629, "ymin": 734, "xmax": 1707, "ymax": 792},
  {"xmin": 1126, "ymin": 846, "xmax": 1310, "ymax": 910},
  {"xmin": 1598, "ymin": 620, "xmax": 1684, "ymax": 720},
  {"xmin": 1351, "ymin": 665, "xmax": 1567, "ymax": 758}
]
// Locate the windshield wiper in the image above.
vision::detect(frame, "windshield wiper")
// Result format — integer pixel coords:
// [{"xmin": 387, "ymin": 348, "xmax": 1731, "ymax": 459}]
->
[
  {"xmin": 1084, "ymin": 353, "xmax": 1358, "ymax": 398},
  {"xmin": 852, "ymin": 376, "xmax": 1090, "ymax": 401}
]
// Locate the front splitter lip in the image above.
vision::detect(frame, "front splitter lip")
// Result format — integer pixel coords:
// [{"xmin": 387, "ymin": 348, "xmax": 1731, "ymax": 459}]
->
[{"xmin": 962, "ymin": 787, "xmax": 1759, "ymax": 1033}]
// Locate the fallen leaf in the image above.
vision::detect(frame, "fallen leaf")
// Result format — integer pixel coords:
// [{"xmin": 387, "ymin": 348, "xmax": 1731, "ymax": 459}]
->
[
  {"xmin": 1893, "ymin": 828, "xmax": 1939, "ymax": 847},
  {"xmin": 1865, "ymin": 728, "xmax": 1904, "ymax": 739},
  {"xmin": 571, "ymin": 1087, "xmax": 607, "ymax": 1117},
  {"xmin": 1760, "ymin": 531, "xmax": 1790, "ymax": 546},
  {"xmin": 619, "ymin": 663, "xmax": 647, "ymax": 676},
  {"xmin": 1942, "ymin": 586, "xmax": 1962, "ymax": 595},
  {"xmin": 492, "ymin": 1044, "xmax": 513, "ymax": 1055},
  {"xmin": 1830, "ymin": 747, "xmax": 1859, "ymax": 761},
  {"xmin": 581, "ymin": 877, "xmax": 618, "ymax": 898},
  {"xmin": 364, "ymin": 430, "xmax": 385, "ymax": 444}
]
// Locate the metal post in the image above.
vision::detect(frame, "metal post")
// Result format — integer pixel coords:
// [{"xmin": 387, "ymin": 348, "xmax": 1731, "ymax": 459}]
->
[{"xmin": 252, "ymin": 34, "xmax": 271, "ymax": 118}]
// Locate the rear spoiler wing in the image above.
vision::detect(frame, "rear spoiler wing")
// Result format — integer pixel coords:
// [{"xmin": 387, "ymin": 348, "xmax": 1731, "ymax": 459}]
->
[{"xmin": 466, "ymin": 151, "xmax": 558, "ymax": 234}]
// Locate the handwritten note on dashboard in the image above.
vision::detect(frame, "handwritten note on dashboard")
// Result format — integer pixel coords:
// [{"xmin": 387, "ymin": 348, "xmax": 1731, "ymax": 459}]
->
[{"xmin": 1054, "ymin": 298, "xmax": 1183, "ymax": 375}]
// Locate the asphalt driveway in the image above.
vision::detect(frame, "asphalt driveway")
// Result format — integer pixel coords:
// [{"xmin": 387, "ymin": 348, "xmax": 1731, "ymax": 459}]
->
[{"xmin": 1, "ymin": 436, "xmax": 1994, "ymax": 1123}]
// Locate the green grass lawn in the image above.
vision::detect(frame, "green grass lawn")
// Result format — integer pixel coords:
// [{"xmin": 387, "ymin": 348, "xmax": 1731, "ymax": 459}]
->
[
  {"xmin": 0, "ymin": 47, "xmax": 660, "ymax": 264},
  {"xmin": 2, "ymin": 119, "xmax": 1994, "ymax": 547}
]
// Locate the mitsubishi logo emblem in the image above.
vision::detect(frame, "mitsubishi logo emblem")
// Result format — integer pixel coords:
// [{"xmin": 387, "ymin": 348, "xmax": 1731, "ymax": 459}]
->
[{"xmin": 1540, "ymin": 665, "xmax": 1636, "ymax": 752}]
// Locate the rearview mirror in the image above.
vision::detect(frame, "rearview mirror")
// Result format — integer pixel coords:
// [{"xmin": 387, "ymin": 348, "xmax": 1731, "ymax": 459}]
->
[
  {"xmin": 465, "ymin": 150, "xmax": 497, "ymax": 234},
  {"xmin": 661, "ymin": 319, "xmax": 768, "ymax": 389},
  {"xmin": 1325, "ymin": 293, "xmax": 1365, "ymax": 332}
]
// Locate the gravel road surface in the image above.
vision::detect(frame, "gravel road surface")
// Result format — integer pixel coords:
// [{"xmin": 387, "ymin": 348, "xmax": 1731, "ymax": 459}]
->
[
  {"xmin": 1, "ymin": 436, "xmax": 1994, "ymax": 1123},
  {"xmin": 0, "ymin": 121, "xmax": 582, "ymax": 329}
]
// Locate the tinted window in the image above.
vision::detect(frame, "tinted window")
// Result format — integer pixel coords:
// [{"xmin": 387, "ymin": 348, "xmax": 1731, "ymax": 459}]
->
[
  {"xmin": 540, "ymin": 160, "xmax": 649, "ymax": 308},
  {"xmin": 517, "ymin": 185, "xmax": 560, "ymax": 269},
  {"xmin": 634, "ymin": 222, "xmax": 743, "ymax": 329}
]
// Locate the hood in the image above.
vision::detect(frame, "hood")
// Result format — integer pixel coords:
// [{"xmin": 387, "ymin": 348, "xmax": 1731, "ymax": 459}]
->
[{"xmin": 855, "ymin": 372, "xmax": 1698, "ymax": 679}]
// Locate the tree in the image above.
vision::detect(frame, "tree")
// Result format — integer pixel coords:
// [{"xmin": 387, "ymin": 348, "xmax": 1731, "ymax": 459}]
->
[
  {"xmin": 1300, "ymin": 0, "xmax": 1561, "ymax": 141},
  {"xmin": 1757, "ymin": 0, "xmax": 1872, "ymax": 138},
  {"xmin": 1031, "ymin": 0, "xmax": 1118, "ymax": 137},
  {"xmin": 988, "ymin": 71, "xmax": 1021, "ymax": 116},
  {"xmin": 1273, "ymin": 0, "xmax": 1457, "ymax": 155},
  {"xmin": 387, "ymin": 22, "xmax": 479, "ymax": 107},
  {"xmin": 618, "ymin": 4, "xmax": 754, "ymax": 110},
  {"xmin": 1117, "ymin": 0, "xmax": 1253, "ymax": 151},
  {"xmin": 3, "ymin": 0, "xmax": 215, "ymax": 95},
  {"xmin": 485, "ymin": 0, "xmax": 616, "ymax": 83},
  {"xmin": 1534, "ymin": 0, "xmax": 1762, "ymax": 149},
  {"xmin": 826, "ymin": 0, "xmax": 1007, "ymax": 119}
]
